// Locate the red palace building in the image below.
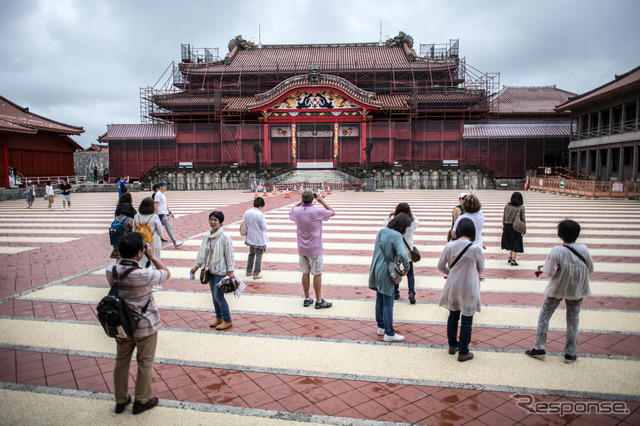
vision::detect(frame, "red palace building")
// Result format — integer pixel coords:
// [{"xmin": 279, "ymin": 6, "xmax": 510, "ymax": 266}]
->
[{"xmin": 104, "ymin": 33, "xmax": 569, "ymax": 182}]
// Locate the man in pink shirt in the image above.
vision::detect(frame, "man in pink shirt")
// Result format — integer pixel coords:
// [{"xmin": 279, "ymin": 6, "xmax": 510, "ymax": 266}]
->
[{"xmin": 289, "ymin": 188, "xmax": 335, "ymax": 309}]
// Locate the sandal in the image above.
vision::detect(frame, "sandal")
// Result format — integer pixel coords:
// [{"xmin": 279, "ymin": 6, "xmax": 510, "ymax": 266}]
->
[
  {"xmin": 508, "ymin": 257, "xmax": 512, "ymax": 264},
  {"xmin": 510, "ymin": 260, "xmax": 519, "ymax": 266}
]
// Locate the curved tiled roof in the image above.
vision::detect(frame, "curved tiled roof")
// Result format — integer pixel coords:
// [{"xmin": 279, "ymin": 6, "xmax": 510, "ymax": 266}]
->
[
  {"xmin": 106, "ymin": 124, "xmax": 175, "ymax": 140},
  {"xmin": 180, "ymin": 43, "xmax": 459, "ymax": 74},
  {"xmin": 249, "ymin": 74, "xmax": 381, "ymax": 110},
  {"xmin": 0, "ymin": 95, "xmax": 84, "ymax": 135},
  {"xmin": 491, "ymin": 86, "xmax": 575, "ymax": 115},
  {"xmin": 556, "ymin": 66, "xmax": 640, "ymax": 111},
  {"xmin": 463, "ymin": 123, "xmax": 572, "ymax": 138}
]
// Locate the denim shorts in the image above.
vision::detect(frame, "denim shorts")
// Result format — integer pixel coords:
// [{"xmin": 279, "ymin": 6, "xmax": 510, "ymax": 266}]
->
[{"xmin": 299, "ymin": 254, "xmax": 323, "ymax": 275}]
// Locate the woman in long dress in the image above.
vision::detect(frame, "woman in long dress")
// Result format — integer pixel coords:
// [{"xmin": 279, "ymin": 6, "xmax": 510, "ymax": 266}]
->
[{"xmin": 501, "ymin": 192, "xmax": 526, "ymax": 266}]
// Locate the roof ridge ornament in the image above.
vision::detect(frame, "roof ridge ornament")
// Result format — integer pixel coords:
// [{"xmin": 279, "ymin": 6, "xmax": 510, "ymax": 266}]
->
[
  {"xmin": 228, "ymin": 35, "xmax": 255, "ymax": 52},
  {"xmin": 386, "ymin": 31, "xmax": 414, "ymax": 48},
  {"xmin": 308, "ymin": 65, "xmax": 322, "ymax": 83}
]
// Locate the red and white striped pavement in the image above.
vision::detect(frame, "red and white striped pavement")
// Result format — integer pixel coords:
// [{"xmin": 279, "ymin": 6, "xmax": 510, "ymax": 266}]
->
[{"xmin": 0, "ymin": 189, "xmax": 639, "ymax": 424}]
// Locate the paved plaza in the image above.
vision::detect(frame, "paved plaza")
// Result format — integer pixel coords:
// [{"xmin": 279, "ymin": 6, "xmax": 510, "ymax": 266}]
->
[{"xmin": 0, "ymin": 188, "xmax": 639, "ymax": 425}]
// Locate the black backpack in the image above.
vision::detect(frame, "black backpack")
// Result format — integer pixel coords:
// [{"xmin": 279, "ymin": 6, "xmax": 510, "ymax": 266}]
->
[
  {"xmin": 96, "ymin": 265, "xmax": 150, "ymax": 338},
  {"xmin": 109, "ymin": 216, "xmax": 128, "ymax": 246}
]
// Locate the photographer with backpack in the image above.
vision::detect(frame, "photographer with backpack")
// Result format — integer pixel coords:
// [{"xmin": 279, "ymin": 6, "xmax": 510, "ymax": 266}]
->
[{"xmin": 105, "ymin": 232, "xmax": 170, "ymax": 415}]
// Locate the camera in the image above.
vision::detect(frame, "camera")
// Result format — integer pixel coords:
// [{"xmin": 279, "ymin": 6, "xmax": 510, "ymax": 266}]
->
[{"xmin": 313, "ymin": 193, "xmax": 318, "ymax": 199}]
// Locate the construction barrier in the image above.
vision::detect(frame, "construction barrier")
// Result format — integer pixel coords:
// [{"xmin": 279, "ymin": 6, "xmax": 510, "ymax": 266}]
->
[{"xmin": 529, "ymin": 176, "xmax": 640, "ymax": 198}]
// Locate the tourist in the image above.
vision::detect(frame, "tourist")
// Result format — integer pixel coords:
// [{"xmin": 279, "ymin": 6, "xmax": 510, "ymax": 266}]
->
[
  {"xmin": 44, "ymin": 180, "xmax": 55, "ymax": 210},
  {"xmin": 155, "ymin": 181, "xmax": 182, "ymax": 247},
  {"xmin": 501, "ymin": 192, "xmax": 526, "ymax": 266},
  {"xmin": 117, "ymin": 176, "xmax": 129, "ymax": 196},
  {"xmin": 448, "ymin": 193, "xmax": 467, "ymax": 241},
  {"xmin": 25, "ymin": 180, "xmax": 36, "ymax": 208},
  {"xmin": 452, "ymin": 194, "xmax": 484, "ymax": 248},
  {"xmin": 104, "ymin": 167, "xmax": 109, "ymax": 183},
  {"xmin": 525, "ymin": 219, "xmax": 594, "ymax": 364},
  {"xmin": 370, "ymin": 213, "xmax": 411, "ymax": 342},
  {"xmin": 437, "ymin": 218, "xmax": 484, "ymax": 362},
  {"xmin": 110, "ymin": 194, "xmax": 137, "ymax": 259},
  {"xmin": 383, "ymin": 202, "xmax": 420, "ymax": 303},
  {"xmin": 58, "ymin": 177, "xmax": 75, "ymax": 211},
  {"xmin": 289, "ymin": 189, "xmax": 335, "ymax": 309},
  {"xmin": 93, "ymin": 166, "xmax": 98, "ymax": 183},
  {"xmin": 133, "ymin": 197, "xmax": 164, "ymax": 291},
  {"xmin": 108, "ymin": 232, "xmax": 170, "ymax": 415},
  {"xmin": 190, "ymin": 211, "xmax": 236, "ymax": 330},
  {"xmin": 243, "ymin": 196, "xmax": 269, "ymax": 279}
]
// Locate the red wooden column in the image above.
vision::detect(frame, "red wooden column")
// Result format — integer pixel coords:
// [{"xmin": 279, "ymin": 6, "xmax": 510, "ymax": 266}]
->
[
  {"xmin": 263, "ymin": 123, "xmax": 270, "ymax": 165},
  {"xmin": 360, "ymin": 122, "xmax": 366, "ymax": 164},
  {"xmin": 2, "ymin": 145, "xmax": 8, "ymax": 188}
]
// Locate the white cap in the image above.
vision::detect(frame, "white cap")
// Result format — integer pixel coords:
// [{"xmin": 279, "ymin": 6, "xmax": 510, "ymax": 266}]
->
[{"xmin": 459, "ymin": 192, "xmax": 468, "ymax": 199}]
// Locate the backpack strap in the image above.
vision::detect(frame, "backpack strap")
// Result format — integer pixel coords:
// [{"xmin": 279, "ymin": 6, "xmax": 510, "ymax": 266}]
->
[
  {"xmin": 111, "ymin": 263, "xmax": 151, "ymax": 314},
  {"xmin": 563, "ymin": 244, "xmax": 588, "ymax": 267},
  {"xmin": 450, "ymin": 243, "xmax": 473, "ymax": 268}
]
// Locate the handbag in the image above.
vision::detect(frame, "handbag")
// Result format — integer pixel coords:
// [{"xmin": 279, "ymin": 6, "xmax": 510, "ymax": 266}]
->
[
  {"xmin": 218, "ymin": 276, "xmax": 240, "ymax": 294},
  {"xmin": 239, "ymin": 221, "xmax": 247, "ymax": 236},
  {"xmin": 403, "ymin": 238, "xmax": 421, "ymax": 263},
  {"xmin": 447, "ymin": 229, "xmax": 452, "ymax": 242},
  {"xmin": 513, "ymin": 209, "xmax": 526, "ymax": 234},
  {"xmin": 379, "ymin": 242, "xmax": 403, "ymax": 284},
  {"xmin": 199, "ymin": 269, "xmax": 210, "ymax": 284}
]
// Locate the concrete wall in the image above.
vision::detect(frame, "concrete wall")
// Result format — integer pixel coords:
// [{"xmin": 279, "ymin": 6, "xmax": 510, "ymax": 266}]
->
[{"xmin": 74, "ymin": 152, "xmax": 109, "ymax": 182}]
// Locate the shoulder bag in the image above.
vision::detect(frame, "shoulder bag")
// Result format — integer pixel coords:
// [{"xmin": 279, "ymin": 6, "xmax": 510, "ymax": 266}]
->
[
  {"xmin": 379, "ymin": 242, "xmax": 403, "ymax": 284},
  {"xmin": 513, "ymin": 208, "xmax": 526, "ymax": 234},
  {"xmin": 403, "ymin": 238, "xmax": 421, "ymax": 263},
  {"xmin": 239, "ymin": 221, "xmax": 247, "ymax": 236}
]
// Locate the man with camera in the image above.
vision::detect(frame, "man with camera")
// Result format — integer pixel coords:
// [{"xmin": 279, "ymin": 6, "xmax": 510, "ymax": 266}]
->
[
  {"xmin": 106, "ymin": 232, "xmax": 171, "ymax": 415},
  {"xmin": 289, "ymin": 188, "xmax": 335, "ymax": 309}
]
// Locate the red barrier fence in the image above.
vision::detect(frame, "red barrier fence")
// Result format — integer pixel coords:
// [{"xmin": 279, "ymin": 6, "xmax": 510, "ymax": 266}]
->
[{"xmin": 530, "ymin": 176, "xmax": 640, "ymax": 198}]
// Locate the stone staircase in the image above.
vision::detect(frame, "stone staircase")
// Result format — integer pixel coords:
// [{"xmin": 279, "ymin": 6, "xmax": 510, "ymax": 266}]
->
[{"xmin": 268, "ymin": 169, "xmax": 361, "ymax": 185}]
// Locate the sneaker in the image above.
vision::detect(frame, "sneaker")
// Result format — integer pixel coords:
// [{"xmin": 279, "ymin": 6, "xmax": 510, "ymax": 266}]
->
[
  {"xmin": 383, "ymin": 333, "xmax": 405, "ymax": 342},
  {"xmin": 253, "ymin": 273, "xmax": 262, "ymax": 279},
  {"xmin": 132, "ymin": 396, "xmax": 158, "ymax": 415},
  {"xmin": 61, "ymin": 208, "xmax": 66, "ymax": 211},
  {"xmin": 215, "ymin": 320, "xmax": 233, "ymax": 330},
  {"xmin": 448, "ymin": 346, "xmax": 459, "ymax": 355},
  {"xmin": 409, "ymin": 292, "xmax": 416, "ymax": 305},
  {"xmin": 303, "ymin": 297, "xmax": 314, "ymax": 307},
  {"xmin": 115, "ymin": 395, "xmax": 131, "ymax": 414},
  {"xmin": 246, "ymin": 272, "xmax": 253, "ymax": 277},
  {"xmin": 173, "ymin": 242, "xmax": 183, "ymax": 247},
  {"xmin": 564, "ymin": 354, "xmax": 578, "ymax": 364},
  {"xmin": 315, "ymin": 299, "xmax": 333, "ymax": 309},
  {"xmin": 152, "ymin": 285, "xmax": 162, "ymax": 291},
  {"xmin": 210, "ymin": 318, "xmax": 223, "ymax": 328},
  {"xmin": 377, "ymin": 328, "xmax": 385, "ymax": 336},
  {"xmin": 394, "ymin": 292, "xmax": 400, "ymax": 300},
  {"xmin": 458, "ymin": 352, "xmax": 474, "ymax": 362},
  {"xmin": 525, "ymin": 348, "xmax": 547, "ymax": 359}
]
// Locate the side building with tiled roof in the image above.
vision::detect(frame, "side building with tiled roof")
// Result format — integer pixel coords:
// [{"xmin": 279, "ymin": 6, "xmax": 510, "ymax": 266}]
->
[
  {"xmin": 0, "ymin": 95, "xmax": 84, "ymax": 188},
  {"xmin": 463, "ymin": 86, "xmax": 575, "ymax": 177},
  {"xmin": 556, "ymin": 66, "xmax": 640, "ymax": 182},
  {"xmin": 103, "ymin": 33, "xmax": 567, "ymax": 181}
]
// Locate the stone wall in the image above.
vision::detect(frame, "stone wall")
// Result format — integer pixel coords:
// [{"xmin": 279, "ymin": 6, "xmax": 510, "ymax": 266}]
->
[
  {"xmin": 74, "ymin": 152, "xmax": 109, "ymax": 182},
  {"xmin": 142, "ymin": 169, "xmax": 257, "ymax": 191},
  {"xmin": 373, "ymin": 167, "xmax": 494, "ymax": 190}
]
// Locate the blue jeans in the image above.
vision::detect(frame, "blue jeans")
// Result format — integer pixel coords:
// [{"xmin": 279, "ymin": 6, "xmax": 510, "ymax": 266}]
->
[
  {"xmin": 246, "ymin": 245, "xmax": 264, "ymax": 275},
  {"xmin": 447, "ymin": 310, "xmax": 473, "ymax": 355},
  {"xmin": 375, "ymin": 291, "xmax": 395, "ymax": 336},
  {"xmin": 209, "ymin": 274, "xmax": 231, "ymax": 322},
  {"xmin": 394, "ymin": 262, "xmax": 415, "ymax": 297}
]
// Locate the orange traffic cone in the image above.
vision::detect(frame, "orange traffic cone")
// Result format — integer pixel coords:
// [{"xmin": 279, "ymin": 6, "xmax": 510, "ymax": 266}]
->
[
  {"xmin": 254, "ymin": 191, "xmax": 258, "ymax": 198},
  {"xmin": 263, "ymin": 189, "xmax": 267, "ymax": 197},
  {"xmin": 272, "ymin": 188, "xmax": 277, "ymax": 196},
  {"xmin": 327, "ymin": 188, "xmax": 331, "ymax": 195},
  {"xmin": 285, "ymin": 189, "xmax": 290, "ymax": 198}
]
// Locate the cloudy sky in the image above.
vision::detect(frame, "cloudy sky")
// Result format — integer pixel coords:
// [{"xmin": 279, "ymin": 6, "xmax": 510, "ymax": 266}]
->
[{"xmin": 1, "ymin": 0, "xmax": 639, "ymax": 148}]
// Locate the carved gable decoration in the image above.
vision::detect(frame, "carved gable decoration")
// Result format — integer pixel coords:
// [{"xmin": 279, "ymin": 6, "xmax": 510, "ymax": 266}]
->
[{"xmin": 273, "ymin": 91, "xmax": 360, "ymax": 110}]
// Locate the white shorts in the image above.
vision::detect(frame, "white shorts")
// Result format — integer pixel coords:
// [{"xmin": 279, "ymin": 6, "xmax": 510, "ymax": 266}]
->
[
  {"xmin": 62, "ymin": 194, "xmax": 71, "ymax": 202},
  {"xmin": 299, "ymin": 254, "xmax": 323, "ymax": 275}
]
